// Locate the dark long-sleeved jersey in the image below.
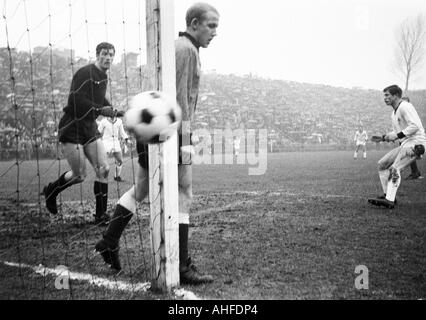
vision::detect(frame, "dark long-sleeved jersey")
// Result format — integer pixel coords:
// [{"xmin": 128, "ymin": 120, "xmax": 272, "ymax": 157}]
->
[{"xmin": 63, "ymin": 64, "xmax": 111, "ymax": 120}]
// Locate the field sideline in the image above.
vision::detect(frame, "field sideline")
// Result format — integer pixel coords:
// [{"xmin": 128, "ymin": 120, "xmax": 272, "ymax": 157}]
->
[{"xmin": 0, "ymin": 150, "xmax": 425, "ymax": 299}]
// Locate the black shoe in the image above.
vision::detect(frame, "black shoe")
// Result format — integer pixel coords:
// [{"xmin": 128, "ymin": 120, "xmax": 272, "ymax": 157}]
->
[
  {"xmin": 405, "ymin": 172, "xmax": 423, "ymax": 180},
  {"xmin": 42, "ymin": 184, "xmax": 58, "ymax": 214},
  {"xmin": 180, "ymin": 258, "xmax": 213, "ymax": 285},
  {"xmin": 114, "ymin": 176, "xmax": 123, "ymax": 182},
  {"xmin": 94, "ymin": 213, "xmax": 110, "ymax": 226},
  {"xmin": 95, "ymin": 239, "xmax": 112, "ymax": 265},
  {"xmin": 95, "ymin": 239, "xmax": 121, "ymax": 271},
  {"xmin": 368, "ymin": 197, "xmax": 395, "ymax": 209},
  {"xmin": 378, "ymin": 194, "xmax": 398, "ymax": 205}
]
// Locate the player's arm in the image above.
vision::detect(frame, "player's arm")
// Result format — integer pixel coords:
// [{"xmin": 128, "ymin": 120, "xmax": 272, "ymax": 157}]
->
[
  {"xmin": 399, "ymin": 104, "xmax": 422, "ymax": 138},
  {"xmin": 103, "ymin": 97, "xmax": 112, "ymax": 107},
  {"xmin": 119, "ymin": 121, "xmax": 129, "ymax": 142},
  {"xmin": 384, "ymin": 131, "xmax": 398, "ymax": 142},
  {"xmin": 175, "ymin": 46, "xmax": 196, "ymax": 124}
]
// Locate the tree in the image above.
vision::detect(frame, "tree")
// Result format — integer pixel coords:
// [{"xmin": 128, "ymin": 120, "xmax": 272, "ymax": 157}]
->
[{"xmin": 393, "ymin": 14, "xmax": 426, "ymax": 92}]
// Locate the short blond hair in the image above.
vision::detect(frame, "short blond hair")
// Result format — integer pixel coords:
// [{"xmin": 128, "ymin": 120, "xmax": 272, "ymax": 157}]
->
[{"xmin": 186, "ymin": 2, "xmax": 219, "ymax": 27}]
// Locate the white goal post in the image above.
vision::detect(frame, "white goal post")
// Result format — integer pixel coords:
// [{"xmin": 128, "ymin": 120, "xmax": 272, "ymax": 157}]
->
[{"xmin": 145, "ymin": 0, "xmax": 179, "ymax": 292}]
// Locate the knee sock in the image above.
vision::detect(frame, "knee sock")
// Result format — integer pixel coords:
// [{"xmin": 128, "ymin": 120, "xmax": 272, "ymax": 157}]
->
[
  {"xmin": 103, "ymin": 204, "xmax": 133, "ymax": 248},
  {"xmin": 116, "ymin": 164, "xmax": 122, "ymax": 178},
  {"xmin": 386, "ymin": 169, "xmax": 401, "ymax": 202},
  {"xmin": 46, "ymin": 171, "xmax": 77, "ymax": 199},
  {"xmin": 179, "ymin": 223, "xmax": 189, "ymax": 268},
  {"xmin": 94, "ymin": 181, "xmax": 108, "ymax": 217},
  {"xmin": 410, "ymin": 161, "xmax": 420, "ymax": 175},
  {"xmin": 379, "ymin": 170, "xmax": 389, "ymax": 195}
]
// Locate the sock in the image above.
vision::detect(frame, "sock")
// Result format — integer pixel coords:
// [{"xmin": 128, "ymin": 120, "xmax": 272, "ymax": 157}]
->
[
  {"xmin": 179, "ymin": 224, "xmax": 189, "ymax": 269},
  {"xmin": 386, "ymin": 169, "xmax": 401, "ymax": 202},
  {"xmin": 102, "ymin": 182, "xmax": 108, "ymax": 214},
  {"xmin": 363, "ymin": 152, "xmax": 367, "ymax": 159},
  {"xmin": 379, "ymin": 170, "xmax": 389, "ymax": 195},
  {"xmin": 116, "ymin": 164, "xmax": 122, "ymax": 178},
  {"xmin": 118, "ymin": 187, "xmax": 138, "ymax": 213},
  {"xmin": 410, "ymin": 162, "xmax": 421, "ymax": 176},
  {"xmin": 103, "ymin": 204, "xmax": 133, "ymax": 248},
  {"xmin": 46, "ymin": 171, "xmax": 76, "ymax": 199},
  {"xmin": 94, "ymin": 181, "xmax": 108, "ymax": 218},
  {"xmin": 354, "ymin": 152, "xmax": 357, "ymax": 158}
]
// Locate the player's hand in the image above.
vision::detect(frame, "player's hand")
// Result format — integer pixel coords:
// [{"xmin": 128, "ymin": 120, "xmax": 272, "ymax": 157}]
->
[
  {"xmin": 124, "ymin": 138, "xmax": 132, "ymax": 146},
  {"xmin": 384, "ymin": 132, "xmax": 398, "ymax": 142},
  {"xmin": 371, "ymin": 135, "xmax": 385, "ymax": 143},
  {"xmin": 98, "ymin": 106, "xmax": 116, "ymax": 118}
]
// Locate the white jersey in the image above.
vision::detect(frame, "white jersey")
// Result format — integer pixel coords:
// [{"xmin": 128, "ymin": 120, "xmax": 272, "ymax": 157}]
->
[
  {"xmin": 234, "ymin": 137, "xmax": 241, "ymax": 149},
  {"xmin": 392, "ymin": 100, "xmax": 426, "ymax": 148},
  {"xmin": 354, "ymin": 130, "xmax": 368, "ymax": 145},
  {"xmin": 98, "ymin": 118, "xmax": 128, "ymax": 153}
]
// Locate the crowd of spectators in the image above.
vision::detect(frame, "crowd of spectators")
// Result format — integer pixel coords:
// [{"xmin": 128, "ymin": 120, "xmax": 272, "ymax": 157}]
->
[{"xmin": 1, "ymin": 47, "xmax": 426, "ymax": 160}]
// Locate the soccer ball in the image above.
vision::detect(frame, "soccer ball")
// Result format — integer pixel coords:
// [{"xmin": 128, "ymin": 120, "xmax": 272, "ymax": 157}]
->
[{"xmin": 124, "ymin": 91, "xmax": 182, "ymax": 144}]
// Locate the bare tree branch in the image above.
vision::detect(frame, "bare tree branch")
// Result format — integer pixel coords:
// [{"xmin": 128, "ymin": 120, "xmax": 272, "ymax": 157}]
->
[{"xmin": 393, "ymin": 14, "xmax": 426, "ymax": 92}]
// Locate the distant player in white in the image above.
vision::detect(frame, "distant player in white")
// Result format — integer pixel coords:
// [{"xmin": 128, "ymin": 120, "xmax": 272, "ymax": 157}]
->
[
  {"xmin": 368, "ymin": 85, "xmax": 426, "ymax": 209},
  {"xmin": 98, "ymin": 115, "xmax": 129, "ymax": 182},
  {"xmin": 234, "ymin": 136, "xmax": 241, "ymax": 158},
  {"xmin": 353, "ymin": 125, "xmax": 368, "ymax": 159}
]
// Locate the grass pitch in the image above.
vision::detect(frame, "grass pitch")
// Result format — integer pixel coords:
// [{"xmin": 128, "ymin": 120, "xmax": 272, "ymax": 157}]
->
[{"xmin": 0, "ymin": 150, "xmax": 425, "ymax": 299}]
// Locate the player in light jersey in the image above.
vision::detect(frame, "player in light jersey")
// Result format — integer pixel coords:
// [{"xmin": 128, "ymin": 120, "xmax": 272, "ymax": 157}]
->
[
  {"xmin": 368, "ymin": 85, "xmax": 426, "ymax": 209},
  {"xmin": 98, "ymin": 115, "xmax": 129, "ymax": 182},
  {"xmin": 353, "ymin": 125, "xmax": 368, "ymax": 159}
]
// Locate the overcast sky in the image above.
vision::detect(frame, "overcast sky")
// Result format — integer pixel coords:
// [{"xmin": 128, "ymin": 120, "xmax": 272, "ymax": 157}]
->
[{"xmin": 1, "ymin": 0, "xmax": 426, "ymax": 90}]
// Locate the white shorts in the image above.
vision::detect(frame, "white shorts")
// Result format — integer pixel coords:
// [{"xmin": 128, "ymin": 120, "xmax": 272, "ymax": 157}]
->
[
  {"xmin": 103, "ymin": 139, "xmax": 122, "ymax": 154},
  {"xmin": 379, "ymin": 144, "xmax": 424, "ymax": 172}
]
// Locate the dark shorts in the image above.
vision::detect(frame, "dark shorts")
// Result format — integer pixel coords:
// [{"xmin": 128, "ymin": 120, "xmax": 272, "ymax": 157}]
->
[
  {"xmin": 136, "ymin": 134, "xmax": 191, "ymax": 169},
  {"xmin": 58, "ymin": 113, "xmax": 101, "ymax": 146}
]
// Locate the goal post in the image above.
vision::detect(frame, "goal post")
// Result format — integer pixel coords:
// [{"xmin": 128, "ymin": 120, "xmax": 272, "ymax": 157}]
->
[{"xmin": 146, "ymin": 0, "xmax": 179, "ymax": 292}]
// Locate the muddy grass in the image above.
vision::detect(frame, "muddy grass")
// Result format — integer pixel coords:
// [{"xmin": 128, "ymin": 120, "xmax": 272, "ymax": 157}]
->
[{"xmin": 0, "ymin": 151, "xmax": 425, "ymax": 299}]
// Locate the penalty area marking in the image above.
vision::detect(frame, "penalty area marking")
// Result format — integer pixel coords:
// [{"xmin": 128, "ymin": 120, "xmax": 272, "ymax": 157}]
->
[
  {"xmin": 19, "ymin": 190, "xmax": 354, "ymax": 209},
  {"xmin": 2, "ymin": 261, "xmax": 199, "ymax": 300}
]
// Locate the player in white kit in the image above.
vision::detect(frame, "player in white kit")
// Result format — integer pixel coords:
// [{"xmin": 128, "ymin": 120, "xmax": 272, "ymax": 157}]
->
[
  {"xmin": 234, "ymin": 136, "xmax": 241, "ymax": 158},
  {"xmin": 368, "ymin": 85, "xmax": 426, "ymax": 209},
  {"xmin": 98, "ymin": 115, "xmax": 129, "ymax": 182},
  {"xmin": 353, "ymin": 125, "xmax": 368, "ymax": 159}
]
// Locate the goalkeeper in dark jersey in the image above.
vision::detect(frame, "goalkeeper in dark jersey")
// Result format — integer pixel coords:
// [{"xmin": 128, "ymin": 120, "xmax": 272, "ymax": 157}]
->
[{"xmin": 42, "ymin": 42, "xmax": 117, "ymax": 225}]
